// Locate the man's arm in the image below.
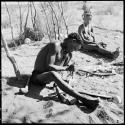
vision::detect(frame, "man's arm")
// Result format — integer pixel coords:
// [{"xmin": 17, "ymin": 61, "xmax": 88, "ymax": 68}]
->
[
  {"xmin": 78, "ymin": 24, "xmax": 95, "ymax": 45},
  {"xmin": 91, "ymin": 27, "xmax": 96, "ymax": 42},
  {"xmin": 81, "ymin": 35, "xmax": 96, "ymax": 44},
  {"xmin": 46, "ymin": 43, "xmax": 68, "ymax": 71}
]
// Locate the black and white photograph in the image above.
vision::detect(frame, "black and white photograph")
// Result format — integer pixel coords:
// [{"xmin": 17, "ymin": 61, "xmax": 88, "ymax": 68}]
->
[{"xmin": 1, "ymin": 1, "xmax": 124, "ymax": 123}]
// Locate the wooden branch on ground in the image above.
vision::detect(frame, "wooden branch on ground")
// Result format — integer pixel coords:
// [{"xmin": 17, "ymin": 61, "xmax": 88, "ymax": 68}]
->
[
  {"xmin": 79, "ymin": 91, "xmax": 112, "ymax": 100},
  {"xmin": 1, "ymin": 32, "xmax": 21, "ymax": 79},
  {"xmin": 94, "ymin": 26, "xmax": 123, "ymax": 33},
  {"xmin": 79, "ymin": 91, "xmax": 121, "ymax": 103},
  {"xmin": 53, "ymin": 82, "xmax": 115, "ymax": 103},
  {"xmin": 111, "ymin": 61, "xmax": 124, "ymax": 66},
  {"xmin": 76, "ymin": 69, "xmax": 116, "ymax": 78}
]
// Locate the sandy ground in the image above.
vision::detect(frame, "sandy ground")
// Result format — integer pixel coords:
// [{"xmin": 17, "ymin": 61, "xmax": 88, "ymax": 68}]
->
[
  {"xmin": 2, "ymin": 27, "xmax": 124, "ymax": 123},
  {"xmin": 1, "ymin": 1, "xmax": 124, "ymax": 123}
]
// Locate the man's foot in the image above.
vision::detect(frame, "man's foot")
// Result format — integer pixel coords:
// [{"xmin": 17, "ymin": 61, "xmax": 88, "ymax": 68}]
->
[
  {"xmin": 85, "ymin": 98, "xmax": 99, "ymax": 110},
  {"xmin": 98, "ymin": 42, "xmax": 107, "ymax": 48},
  {"xmin": 112, "ymin": 47, "xmax": 120, "ymax": 59},
  {"xmin": 19, "ymin": 86, "xmax": 28, "ymax": 94}
]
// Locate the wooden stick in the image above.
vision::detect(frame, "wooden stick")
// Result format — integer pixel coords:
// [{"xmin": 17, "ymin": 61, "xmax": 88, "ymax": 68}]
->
[
  {"xmin": 79, "ymin": 91, "xmax": 121, "ymax": 103},
  {"xmin": 76, "ymin": 69, "xmax": 116, "ymax": 77},
  {"xmin": 79, "ymin": 91, "xmax": 112, "ymax": 100},
  {"xmin": 111, "ymin": 61, "xmax": 124, "ymax": 66},
  {"xmin": 1, "ymin": 32, "xmax": 21, "ymax": 79}
]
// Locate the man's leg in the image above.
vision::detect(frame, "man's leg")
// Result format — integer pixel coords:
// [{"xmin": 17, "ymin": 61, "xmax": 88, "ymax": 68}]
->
[
  {"xmin": 97, "ymin": 47, "xmax": 119, "ymax": 59},
  {"xmin": 36, "ymin": 71, "xmax": 99, "ymax": 109},
  {"xmin": 81, "ymin": 43, "xmax": 119, "ymax": 59},
  {"xmin": 80, "ymin": 43, "xmax": 98, "ymax": 52}
]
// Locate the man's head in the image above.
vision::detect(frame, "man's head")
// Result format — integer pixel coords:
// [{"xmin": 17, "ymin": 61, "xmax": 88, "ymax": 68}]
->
[
  {"xmin": 82, "ymin": 9, "xmax": 92, "ymax": 24},
  {"xmin": 63, "ymin": 33, "xmax": 82, "ymax": 53}
]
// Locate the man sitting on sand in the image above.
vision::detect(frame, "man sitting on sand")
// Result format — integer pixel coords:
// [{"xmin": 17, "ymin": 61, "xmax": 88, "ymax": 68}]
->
[
  {"xmin": 21, "ymin": 33, "xmax": 99, "ymax": 110},
  {"xmin": 78, "ymin": 9, "xmax": 119, "ymax": 59}
]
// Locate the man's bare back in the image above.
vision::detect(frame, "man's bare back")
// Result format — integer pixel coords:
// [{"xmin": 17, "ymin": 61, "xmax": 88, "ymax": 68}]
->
[{"xmin": 34, "ymin": 41, "xmax": 71, "ymax": 73}]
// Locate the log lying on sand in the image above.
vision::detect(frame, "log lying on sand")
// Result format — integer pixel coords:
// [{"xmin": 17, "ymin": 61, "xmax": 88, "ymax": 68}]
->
[
  {"xmin": 76, "ymin": 69, "xmax": 116, "ymax": 77},
  {"xmin": 111, "ymin": 61, "xmax": 124, "ymax": 66},
  {"xmin": 53, "ymin": 82, "xmax": 121, "ymax": 105},
  {"xmin": 79, "ymin": 91, "xmax": 121, "ymax": 104},
  {"xmin": 79, "ymin": 91, "xmax": 112, "ymax": 99}
]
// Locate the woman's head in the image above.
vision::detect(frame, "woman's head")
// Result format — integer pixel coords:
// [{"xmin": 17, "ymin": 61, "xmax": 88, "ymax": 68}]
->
[{"xmin": 63, "ymin": 33, "xmax": 82, "ymax": 52}]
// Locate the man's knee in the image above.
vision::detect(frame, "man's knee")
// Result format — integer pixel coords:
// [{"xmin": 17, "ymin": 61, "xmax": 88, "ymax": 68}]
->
[{"xmin": 50, "ymin": 71, "xmax": 62, "ymax": 79}]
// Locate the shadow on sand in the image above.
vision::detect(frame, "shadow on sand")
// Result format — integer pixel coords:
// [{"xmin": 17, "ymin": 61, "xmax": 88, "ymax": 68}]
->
[
  {"xmin": 80, "ymin": 50, "xmax": 114, "ymax": 62},
  {"xmin": 6, "ymin": 74, "xmax": 98, "ymax": 114}
]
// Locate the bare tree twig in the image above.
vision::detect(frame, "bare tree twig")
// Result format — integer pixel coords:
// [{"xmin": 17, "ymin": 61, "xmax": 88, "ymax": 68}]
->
[
  {"xmin": 51, "ymin": 8, "xmax": 56, "ymax": 39},
  {"xmin": 30, "ymin": 2, "xmax": 34, "ymax": 29},
  {"xmin": 1, "ymin": 32, "xmax": 21, "ymax": 79},
  {"xmin": 41, "ymin": 2, "xmax": 51, "ymax": 41},
  {"xmin": 58, "ymin": 2, "xmax": 69, "ymax": 36},
  {"xmin": 32, "ymin": 2, "xmax": 37, "ymax": 30},
  {"xmin": 24, "ymin": 2, "xmax": 30, "ymax": 30},
  {"xmin": 5, "ymin": 2, "xmax": 16, "ymax": 47},
  {"xmin": 18, "ymin": 2, "xmax": 22, "ymax": 35},
  {"xmin": 48, "ymin": 2, "xmax": 60, "ymax": 40}
]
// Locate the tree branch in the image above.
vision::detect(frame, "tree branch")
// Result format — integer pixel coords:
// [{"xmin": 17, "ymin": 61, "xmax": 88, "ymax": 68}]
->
[
  {"xmin": 1, "ymin": 32, "xmax": 21, "ymax": 79},
  {"xmin": 48, "ymin": 2, "xmax": 60, "ymax": 40},
  {"xmin": 51, "ymin": 8, "xmax": 56, "ymax": 39},
  {"xmin": 58, "ymin": 2, "xmax": 69, "ymax": 36},
  {"xmin": 18, "ymin": 2, "xmax": 22, "ymax": 35},
  {"xmin": 29, "ymin": 2, "xmax": 34, "ymax": 29},
  {"xmin": 24, "ymin": 2, "xmax": 30, "ymax": 30},
  {"xmin": 5, "ymin": 2, "xmax": 16, "ymax": 47},
  {"xmin": 32, "ymin": 2, "xmax": 37, "ymax": 30},
  {"xmin": 76, "ymin": 69, "xmax": 116, "ymax": 78},
  {"xmin": 41, "ymin": 2, "xmax": 51, "ymax": 41}
]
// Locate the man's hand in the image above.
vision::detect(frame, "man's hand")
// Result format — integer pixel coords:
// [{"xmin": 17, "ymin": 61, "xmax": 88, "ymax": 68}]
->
[
  {"xmin": 98, "ymin": 42, "xmax": 107, "ymax": 48},
  {"xmin": 66, "ymin": 63, "xmax": 75, "ymax": 75}
]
